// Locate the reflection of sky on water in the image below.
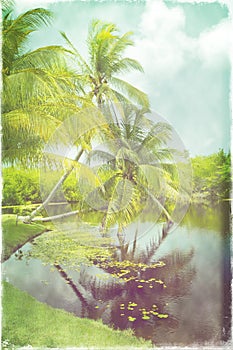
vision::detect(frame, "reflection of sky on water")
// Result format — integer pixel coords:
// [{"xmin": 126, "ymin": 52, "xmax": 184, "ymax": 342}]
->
[
  {"xmin": 3, "ymin": 246, "xmax": 82, "ymax": 315},
  {"xmin": 152, "ymin": 226, "xmax": 223, "ymax": 344}
]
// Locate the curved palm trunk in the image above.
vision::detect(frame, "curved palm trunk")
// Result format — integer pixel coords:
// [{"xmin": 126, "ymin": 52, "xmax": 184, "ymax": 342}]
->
[
  {"xmin": 146, "ymin": 189, "xmax": 173, "ymax": 223},
  {"xmin": 23, "ymin": 149, "xmax": 84, "ymax": 223},
  {"xmin": 26, "ymin": 208, "xmax": 93, "ymax": 223},
  {"xmin": 28, "ymin": 209, "xmax": 81, "ymax": 222}
]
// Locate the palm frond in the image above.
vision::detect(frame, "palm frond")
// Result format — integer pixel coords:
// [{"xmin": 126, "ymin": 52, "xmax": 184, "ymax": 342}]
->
[
  {"xmin": 108, "ymin": 31, "xmax": 134, "ymax": 56},
  {"xmin": 60, "ymin": 31, "xmax": 92, "ymax": 75},
  {"xmin": 2, "ymin": 133, "xmax": 43, "ymax": 166},
  {"xmin": 2, "ymin": 0, "xmax": 15, "ymax": 17},
  {"xmin": 11, "ymin": 46, "xmax": 70, "ymax": 71},
  {"xmin": 87, "ymin": 150, "xmax": 115, "ymax": 165},
  {"xmin": 4, "ymin": 8, "xmax": 53, "ymax": 34},
  {"xmin": 3, "ymin": 8, "xmax": 53, "ymax": 73},
  {"xmin": 110, "ymin": 57, "xmax": 144, "ymax": 75},
  {"xmin": 115, "ymin": 146, "xmax": 140, "ymax": 167},
  {"xmin": 136, "ymin": 122, "xmax": 172, "ymax": 154},
  {"xmin": 101, "ymin": 177, "xmax": 140, "ymax": 231},
  {"xmin": 138, "ymin": 164, "xmax": 163, "ymax": 194},
  {"xmin": 87, "ymin": 20, "xmax": 118, "ymax": 70},
  {"xmin": 110, "ymin": 76, "xmax": 150, "ymax": 109},
  {"xmin": 3, "ymin": 66, "xmax": 76, "ymax": 113},
  {"xmin": 2, "ymin": 108, "xmax": 62, "ymax": 141}
]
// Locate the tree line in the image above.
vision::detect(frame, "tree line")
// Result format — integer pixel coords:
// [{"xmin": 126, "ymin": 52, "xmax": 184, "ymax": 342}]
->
[{"xmin": 3, "ymin": 150, "xmax": 230, "ymax": 210}]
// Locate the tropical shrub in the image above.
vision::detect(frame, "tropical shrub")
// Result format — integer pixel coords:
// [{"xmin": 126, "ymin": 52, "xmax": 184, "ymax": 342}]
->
[
  {"xmin": 2, "ymin": 168, "xmax": 82, "ymax": 206},
  {"xmin": 191, "ymin": 150, "xmax": 231, "ymax": 202},
  {"xmin": 2, "ymin": 168, "xmax": 40, "ymax": 206}
]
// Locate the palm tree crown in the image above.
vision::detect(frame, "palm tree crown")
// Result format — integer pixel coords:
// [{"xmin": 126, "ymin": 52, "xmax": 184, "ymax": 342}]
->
[
  {"xmin": 82, "ymin": 104, "xmax": 178, "ymax": 232},
  {"xmin": 61, "ymin": 20, "xmax": 149, "ymax": 108}
]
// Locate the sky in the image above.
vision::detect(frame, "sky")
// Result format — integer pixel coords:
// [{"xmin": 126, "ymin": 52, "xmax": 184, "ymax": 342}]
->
[{"xmin": 14, "ymin": 0, "xmax": 232, "ymax": 156}]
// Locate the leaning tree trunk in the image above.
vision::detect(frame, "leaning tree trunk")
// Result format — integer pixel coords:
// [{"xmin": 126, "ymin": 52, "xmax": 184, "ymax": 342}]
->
[
  {"xmin": 26, "ymin": 209, "xmax": 81, "ymax": 223},
  {"xmin": 21, "ymin": 149, "xmax": 84, "ymax": 223}
]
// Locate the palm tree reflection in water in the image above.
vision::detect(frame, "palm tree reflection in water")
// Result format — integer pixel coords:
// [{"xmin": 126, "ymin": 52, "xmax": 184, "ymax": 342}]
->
[{"xmin": 55, "ymin": 227, "xmax": 196, "ymax": 344}]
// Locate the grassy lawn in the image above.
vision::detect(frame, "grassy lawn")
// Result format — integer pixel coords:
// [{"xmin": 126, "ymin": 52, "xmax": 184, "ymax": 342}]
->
[
  {"xmin": 2, "ymin": 282, "xmax": 152, "ymax": 348},
  {"xmin": 2, "ymin": 214, "xmax": 46, "ymax": 261}
]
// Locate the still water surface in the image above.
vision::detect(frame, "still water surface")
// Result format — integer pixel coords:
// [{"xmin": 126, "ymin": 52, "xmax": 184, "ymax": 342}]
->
[{"xmin": 3, "ymin": 204, "xmax": 231, "ymax": 346}]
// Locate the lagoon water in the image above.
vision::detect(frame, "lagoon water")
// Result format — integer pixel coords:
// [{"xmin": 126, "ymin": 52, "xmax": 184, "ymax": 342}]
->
[{"xmin": 2, "ymin": 204, "xmax": 231, "ymax": 346}]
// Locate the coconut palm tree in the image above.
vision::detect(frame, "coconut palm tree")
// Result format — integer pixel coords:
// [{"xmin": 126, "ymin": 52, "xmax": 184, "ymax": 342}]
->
[
  {"xmin": 2, "ymin": 0, "xmax": 85, "ymax": 164},
  {"xmin": 61, "ymin": 19, "xmax": 149, "ymax": 108},
  {"xmin": 84, "ymin": 104, "xmax": 180, "ymax": 241}
]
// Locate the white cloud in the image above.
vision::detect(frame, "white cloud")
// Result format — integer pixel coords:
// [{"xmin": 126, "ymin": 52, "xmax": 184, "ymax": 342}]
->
[
  {"xmin": 127, "ymin": 0, "xmax": 230, "ymax": 79},
  {"xmin": 15, "ymin": 0, "xmax": 231, "ymax": 74},
  {"xmin": 122, "ymin": 0, "xmax": 231, "ymax": 156},
  {"xmin": 129, "ymin": 0, "xmax": 193, "ymax": 78},
  {"xmin": 197, "ymin": 19, "xmax": 231, "ymax": 67}
]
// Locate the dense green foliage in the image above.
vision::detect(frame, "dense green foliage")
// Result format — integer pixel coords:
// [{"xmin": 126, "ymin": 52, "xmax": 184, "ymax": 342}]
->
[
  {"xmin": 2, "ymin": 167, "xmax": 82, "ymax": 206},
  {"xmin": 2, "ymin": 282, "xmax": 151, "ymax": 348},
  {"xmin": 2, "ymin": 214, "xmax": 46, "ymax": 261},
  {"xmin": 3, "ymin": 168, "xmax": 40, "ymax": 206},
  {"xmin": 191, "ymin": 150, "xmax": 231, "ymax": 202}
]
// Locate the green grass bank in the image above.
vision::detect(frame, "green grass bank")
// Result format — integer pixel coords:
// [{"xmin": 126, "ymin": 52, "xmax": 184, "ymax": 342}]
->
[
  {"xmin": 2, "ymin": 214, "xmax": 46, "ymax": 261},
  {"xmin": 2, "ymin": 282, "xmax": 152, "ymax": 348}
]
